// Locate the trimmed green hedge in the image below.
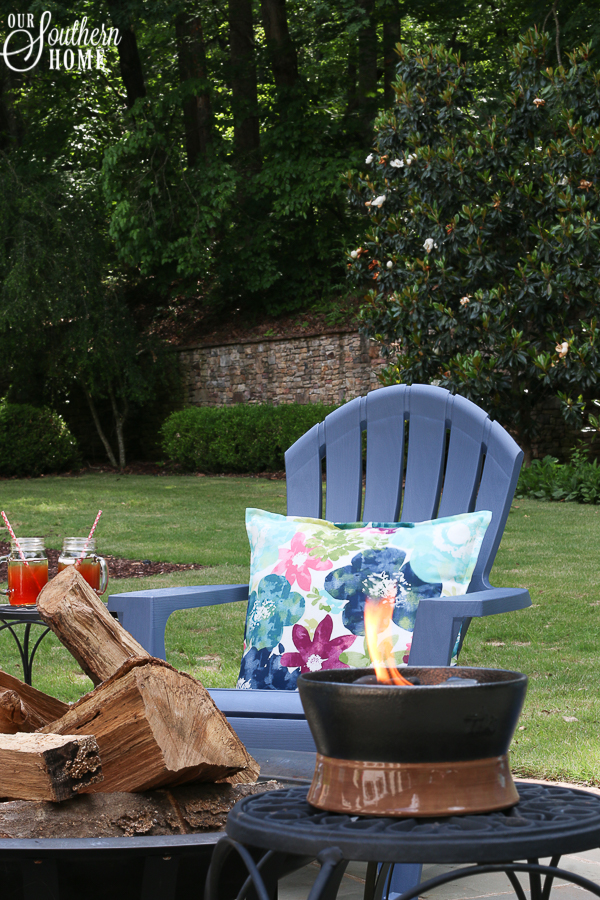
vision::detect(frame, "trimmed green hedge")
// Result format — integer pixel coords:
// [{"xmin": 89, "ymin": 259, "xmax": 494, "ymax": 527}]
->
[
  {"xmin": 0, "ymin": 404, "xmax": 80, "ymax": 477},
  {"xmin": 161, "ymin": 403, "xmax": 338, "ymax": 473}
]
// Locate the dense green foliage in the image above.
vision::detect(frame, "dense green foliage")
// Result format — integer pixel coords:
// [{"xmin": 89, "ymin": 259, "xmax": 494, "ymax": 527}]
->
[
  {"xmin": 0, "ymin": 403, "xmax": 79, "ymax": 477},
  {"xmin": 161, "ymin": 402, "xmax": 337, "ymax": 472},
  {"xmin": 0, "ymin": 104, "xmax": 177, "ymax": 468},
  {"xmin": 516, "ymin": 446, "xmax": 600, "ymax": 502},
  {"xmin": 348, "ymin": 32, "xmax": 600, "ymax": 460},
  {"xmin": 2, "ymin": 2, "xmax": 600, "ymax": 465}
]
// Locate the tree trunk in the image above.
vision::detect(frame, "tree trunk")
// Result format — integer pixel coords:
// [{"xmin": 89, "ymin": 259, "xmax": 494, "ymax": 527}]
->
[
  {"xmin": 81, "ymin": 383, "xmax": 118, "ymax": 468},
  {"xmin": 176, "ymin": 12, "xmax": 213, "ymax": 166},
  {"xmin": 109, "ymin": 385, "xmax": 128, "ymax": 469},
  {"xmin": 260, "ymin": 0, "xmax": 298, "ymax": 90},
  {"xmin": 105, "ymin": 1, "xmax": 147, "ymax": 109},
  {"xmin": 382, "ymin": 0, "xmax": 401, "ymax": 109},
  {"xmin": 0, "ymin": 70, "xmax": 20, "ymax": 151},
  {"xmin": 228, "ymin": 0, "xmax": 261, "ymax": 172},
  {"xmin": 357, "ymin": 0, "xmax": 378, "ymax": 144}
]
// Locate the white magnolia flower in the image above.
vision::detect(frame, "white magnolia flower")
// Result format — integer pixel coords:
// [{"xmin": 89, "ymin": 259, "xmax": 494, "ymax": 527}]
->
[
  {"xmin": 559, "ymin": 175, "xmax": 568, "ymax": 186},
  {"xmin": 556, "ymin": 341, "xmax": 569, "ymax": 358},
  {"xmin": 386, "ymin": 260, "xmax": 393, "ymax": 269},
  {"xmin": 406, "ymin": 153, "xmax": 417, "ymax": 166},
  {"xmin": 423, "ymin": 237, "xmax": 437, "ymax": 253},
  {"xmin": 365, "ymin": 154, "xmax": 374, "ymax": 164},
  {"xmin": 533, "ymin": 98, "xmax": 545, "ymax": 107},
  {"xmin": 390, "ymin": 158, "xmax": 404, "ymax": 168},
  {"xmin": 460, "ymin": 296, "xmax": 471, "ymax": 307},
  {"xmin": 350, "ymin": 250, "xmax": 358, "ymax": 259},
  {"xmin": 371, "ymin": 195, "xmax": 386, "ymax": 208}
]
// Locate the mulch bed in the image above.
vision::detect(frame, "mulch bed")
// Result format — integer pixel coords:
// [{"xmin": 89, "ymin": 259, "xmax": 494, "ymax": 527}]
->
[
  {"xmin": 0, "ymin": 544, "xmax": 206, "ymax": 581},
  {"xmin": 30, "ymin": 463, "xmax": 287, "ymax": 479}
]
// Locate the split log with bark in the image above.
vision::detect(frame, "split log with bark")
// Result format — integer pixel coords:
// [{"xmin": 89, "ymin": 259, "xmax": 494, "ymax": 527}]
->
[
  {"xmin": 36, "ymin": 566, "xmax": 150, "ymax": 685},
  {"xmin": 0, "ymin": 733, "xmax": 102, "ymax": 802},
  {"xmin": 0, "ymin": 781, "xmax": 280, "ymax": 838},
  {"xmin": 0, "ymin": 671, "xmax": 68, "ymax": 733},
  {"xmin": 41, "ymin": 657, "xmax": 258, "ymax": 793}
]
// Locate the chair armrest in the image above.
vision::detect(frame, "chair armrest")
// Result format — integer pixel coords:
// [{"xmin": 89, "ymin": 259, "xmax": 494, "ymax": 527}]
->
[
  {"xmin": 107, "ymin": 584, "xmax": 249, "ymax": 659},
  {"xmin": 208, "ymin": 688, "xmax": 306, "ymax": 719},
  {"xmin": 408, "ymin": 586, "xmax": 531, "ymax": 667}
]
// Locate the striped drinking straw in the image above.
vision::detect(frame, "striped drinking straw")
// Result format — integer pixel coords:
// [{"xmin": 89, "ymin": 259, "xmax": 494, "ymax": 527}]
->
[
  {"xmin": 76, "ymin": 510, "xmax": 102, "ymax": 564},
  {"xmin": 1, "ymin": 511, "xmax": 29, "ymax": 566}
]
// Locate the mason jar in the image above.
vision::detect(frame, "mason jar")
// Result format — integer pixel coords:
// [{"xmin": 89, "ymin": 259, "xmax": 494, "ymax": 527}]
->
[
  {"xmin": 58, "ymin": 537, "xmax": 109, "ymax": 595},
  {"xmin": 0, "ymin": 538, "xmax": 48, "ymax": 606}
]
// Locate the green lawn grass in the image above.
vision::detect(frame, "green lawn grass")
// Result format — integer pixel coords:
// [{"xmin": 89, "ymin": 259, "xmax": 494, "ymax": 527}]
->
[
  {"xmin": 461, "ymin": 497, "xmax": 600, "ymax": 785},
  {"xmin": 0, "ymin": 475, "xmax": 598, "ymax": 784}
]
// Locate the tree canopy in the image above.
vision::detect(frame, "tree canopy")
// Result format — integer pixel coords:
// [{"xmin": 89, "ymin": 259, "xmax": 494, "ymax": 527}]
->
[{"xmin": 0, "ymin": 0, "xmax": 598, "ymax": 464}]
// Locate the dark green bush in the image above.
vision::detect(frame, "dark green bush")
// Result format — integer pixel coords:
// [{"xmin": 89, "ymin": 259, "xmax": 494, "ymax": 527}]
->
[
  {"xmin": 348, "ymin": 32, "xmax": 600, "ymax": 462},
  {"xmin": 0, "ymin": 404, "xmax": 80, "ymax": 477},
  {"xmin": 161, "ymin": 403, "xmax": 338, "ymax": 473},
  {"xmin": 516, "ymin": 447, "xmax": 600, "ymax": 503}
]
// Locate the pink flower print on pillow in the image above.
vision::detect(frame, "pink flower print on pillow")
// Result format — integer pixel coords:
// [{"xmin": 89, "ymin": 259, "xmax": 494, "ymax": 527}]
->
[
  {"xmin": 281, "ymin": 615, "xmax": 355, "ymax": 672},
  {"xmin": 273, "ymin": 531, "xmax": 332, "ymax": 591}
]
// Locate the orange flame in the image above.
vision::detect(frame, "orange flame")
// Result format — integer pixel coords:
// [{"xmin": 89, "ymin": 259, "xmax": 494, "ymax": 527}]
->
[{"xmin": 364, "ymin": 598, "xmax": 412, "ymax": 685}]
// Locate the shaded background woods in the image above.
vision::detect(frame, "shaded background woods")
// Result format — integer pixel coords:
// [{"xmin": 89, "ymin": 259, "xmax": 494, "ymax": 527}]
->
[{"xmin": 0, "ymin": 0, "xmax": 597, "ymax": 467}]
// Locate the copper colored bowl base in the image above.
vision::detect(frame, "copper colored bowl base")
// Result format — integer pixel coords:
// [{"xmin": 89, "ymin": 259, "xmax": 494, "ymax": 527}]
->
[{"xmin": 307, "ymin": 752, "xmax": 519, "ymax": 817}]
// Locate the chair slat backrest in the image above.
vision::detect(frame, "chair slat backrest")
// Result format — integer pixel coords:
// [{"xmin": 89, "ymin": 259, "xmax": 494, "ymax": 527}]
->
[
  {"xmin": 436, "ymin": 393, "xmax": 487, "ymax": 519},
  {"xmin": 399, "ymin": 385, "xmax": 449, "ymax": 522},
  {"xmin": 284, "ymin": 421, "xmax": 324, "ymax": 518},
  {"xmin": 323, "ymin": 401, "xmax": 364, "ymax": 522},
  {"xmin": 470, "ymin": 419, "xmax": 523, "ymax": 592},
  {"xmin": 285, "ymin": 384, "xmax": 523, "ymax": 584},
  {"xmin": 362, "ymin": 385, "xmax": 406, "ymax": 522}
]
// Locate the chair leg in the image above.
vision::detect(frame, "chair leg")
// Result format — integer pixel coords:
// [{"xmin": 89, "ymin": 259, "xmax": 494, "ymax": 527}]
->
[{"xmin": 382, "ymin": 863, "xmax": 423, "ymax": 900}]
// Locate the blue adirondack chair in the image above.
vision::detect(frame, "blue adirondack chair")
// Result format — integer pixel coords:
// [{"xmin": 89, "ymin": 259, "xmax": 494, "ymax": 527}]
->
[
  {"xmin": 108, "ymin": 383, "xmax": 530, "ymax": 747},
  {"xmin": 108, "ymin": 383, "xmax": 530, "ymax": 899}
]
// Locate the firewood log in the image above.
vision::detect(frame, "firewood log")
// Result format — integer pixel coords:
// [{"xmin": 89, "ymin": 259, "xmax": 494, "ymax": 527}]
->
[
  {"xmin": 0, "ymin": 733, "xmax": 103, "ymax": 802},
  {"xmin": 41, "ymin": 658, "xmax": 258, "ymax": 792},
  {"xmin": 0, "ymin": 781, "xmax": 282, "ymax": 838},
  {"xmin": 36, "ymin": 567, "xmax": 150, "ymax": 685},
  {"xmin": 0, "ymin": 690, "xmax": 28, "ymax": 734},
  {"xmin": 0, "ymin": 671, "xmax": 68, "ymax": 731}
]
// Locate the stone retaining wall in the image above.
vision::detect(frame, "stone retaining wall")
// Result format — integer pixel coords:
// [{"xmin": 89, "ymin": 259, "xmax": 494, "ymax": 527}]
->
[
  {"xmin": 178, "ymin": 331, "xmax": 387, "ymax": 407},
  {"xmin": 176, "ymin": 332, "xmax": 590, "ymax": 461}
]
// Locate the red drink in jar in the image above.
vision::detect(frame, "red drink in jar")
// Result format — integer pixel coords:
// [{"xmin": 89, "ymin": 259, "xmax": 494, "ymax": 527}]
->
[
  {"xmin": 7, "ymin": 560, "xmax": 48, "ymax": 605},
  {"xmin": 58, "ymin": 538, "xmax": 108, "ymax": 595},
  {"xmin": 57, "ymin": 558, "xmax": 101, "ymax": 592},
  {"xmin": 0, "ymin": 539, "xmax": 48, "ymax": 606}
]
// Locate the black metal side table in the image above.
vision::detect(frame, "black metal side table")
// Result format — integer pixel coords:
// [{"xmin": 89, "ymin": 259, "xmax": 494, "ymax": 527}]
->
[
  {"xmin": 0, "ymin": 604, "xmax": 51, "ymax": 685},
  {"xmin": 206, "ymin": 783, "xmax": 600, "ymax": 900}
]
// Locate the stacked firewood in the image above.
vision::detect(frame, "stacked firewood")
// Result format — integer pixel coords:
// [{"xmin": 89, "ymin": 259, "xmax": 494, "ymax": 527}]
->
[{"xmin": 0, "ymin": 569, "xmax": 259, "ymax": 810}]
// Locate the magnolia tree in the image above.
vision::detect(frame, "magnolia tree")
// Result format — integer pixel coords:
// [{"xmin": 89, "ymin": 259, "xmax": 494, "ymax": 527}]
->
[{"xmin": 346, "ymin": 31, "xmax": 600, "ymax": 462}]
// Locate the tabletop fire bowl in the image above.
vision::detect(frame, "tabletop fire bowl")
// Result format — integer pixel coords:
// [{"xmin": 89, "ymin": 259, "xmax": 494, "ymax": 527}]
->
[{"xmin": 298, "ymin": 666, "xmax": 527, "ymax": 818}]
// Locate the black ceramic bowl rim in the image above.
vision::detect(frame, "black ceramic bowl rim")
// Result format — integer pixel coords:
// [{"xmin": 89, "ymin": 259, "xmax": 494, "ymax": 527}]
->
[
  {"xmin": 297, "ymin": 666, "xmax": 528, "ymax": 764},
  {"xmin": 298, "ymin": 666, "xmax": 527, "ymax": 689}
]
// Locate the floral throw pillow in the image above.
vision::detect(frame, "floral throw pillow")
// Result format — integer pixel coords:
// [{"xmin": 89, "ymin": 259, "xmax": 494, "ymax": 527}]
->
[{"xmin": 237, "ymin": 508, "xmax": 492, "ymax": 690}]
